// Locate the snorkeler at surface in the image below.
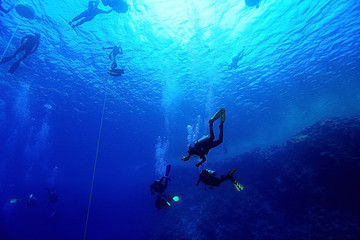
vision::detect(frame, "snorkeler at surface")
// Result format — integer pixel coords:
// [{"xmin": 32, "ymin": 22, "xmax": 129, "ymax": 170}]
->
[
  {"xmin": 0, "ymin": 0, "xmax": 12, "ymax": 13},
  {"xmin": 101, "ymin": 0, "xmax": 128, "ymax": 13},
  {"xmin": 103, "ymin": 45, "xmax": 124, "ymax": 76},
  {"xmin": 0, "ymin": 33, "xmax": 40, "ymax": 73},
  {"xmin": 150, "ymin": 164, "xmax": 171, "ymax": 195},
  {"xmin": 69, "ymin": 0, "xmax": 112, "ymax": 28},
  {"xmin": 196, "ymin": 168, "xmax": 244, "ymax": 191},
  {"xmin": 182, "ymin": 108, "xmax": 226, "ymax": 167},
  {"xmin": 228, "ymin": 48, "xmax": 245, "ymax": 70}
]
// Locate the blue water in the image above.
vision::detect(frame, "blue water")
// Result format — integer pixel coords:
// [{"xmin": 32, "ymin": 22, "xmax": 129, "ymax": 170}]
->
[{"xmin": 0, "ymin": 0, "xmax": 359, "ymax": 239}]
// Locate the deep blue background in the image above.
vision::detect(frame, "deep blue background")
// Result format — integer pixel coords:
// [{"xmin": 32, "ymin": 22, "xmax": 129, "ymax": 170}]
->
[{"xmin": 0, "ymin": 0, "xmax": 359, "ymax": 239}]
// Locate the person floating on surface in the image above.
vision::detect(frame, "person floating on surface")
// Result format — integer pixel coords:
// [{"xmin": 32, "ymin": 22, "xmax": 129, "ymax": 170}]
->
[
  {"xmin": 196, "ymin": 168, "xmax": 244, "ymax": 191},
  {"xmin": 101, "ymin": 0, "xmax": 128, "ymax": 13},
  {"xmin": 0, "ymin": 33, "xmax": 40, "ymax": 73},
  {"xmin": 103, "ymin": 45, "xmax": 124, "ymax": 76},
  {"xmin": 0, "ymin": 0, "xmax": 12, "ymax": 13},
  {"xmin": 69, "ymin": 0, "xmax": 112, "ymax": 28},
  {"xmin": 150, "ymin": 164, "xmax": 171, "ymax": 195},
  {"xmin": 228, "ymin": 48, "xmax": 244, "ymax": 70},
  {"xmin": 182, "ymin": 108, "xmax": 226, "ymax": 167}
]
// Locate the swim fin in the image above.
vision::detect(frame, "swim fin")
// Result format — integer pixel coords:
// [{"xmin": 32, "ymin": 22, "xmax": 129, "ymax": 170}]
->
[
  {"xmin": 221, "ymin": 110, "xmax": 226, "ymax": 123},
  {"xmin": 8, "ymin": 59, "xmax": 21, "ymax": 73},
  {"xmin": 232, "ymin": 180, "xmax": 244, "ymax": 192},
  {"xmin": 228, "ymin": 168, "xmax": 236, "ymax": 176},
  {"xmin": 108, "ymin": 68, "xmax": 124, "ymax": 76},
  {"xmin": 210, "ymin": 108, "xmax": 226, "ymax": 122},
  {"xmin": 165, "ymin": 164, "xmax": 171, "ymax": 177}
]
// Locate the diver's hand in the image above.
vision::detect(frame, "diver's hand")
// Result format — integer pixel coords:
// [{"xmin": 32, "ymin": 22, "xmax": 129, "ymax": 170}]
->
[
  {"xmin": 195, "ymin": 163, "xmax": 201, "ymax": 167},
  {"xmin": 181, "ymin": 156, "xmax": 188, "ymax": 161}
]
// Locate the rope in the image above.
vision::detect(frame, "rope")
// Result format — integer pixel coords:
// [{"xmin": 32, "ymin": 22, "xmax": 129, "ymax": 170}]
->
[
  {"xmin": 83, "ymin": 78, "xmax": 109, "ymax": 240},
  {"xmin": 0, "ymin": 24, "xmax": 19, "ymax": 63}
]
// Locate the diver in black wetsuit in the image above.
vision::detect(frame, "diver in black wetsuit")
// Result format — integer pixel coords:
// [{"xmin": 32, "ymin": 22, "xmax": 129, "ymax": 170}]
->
[
  {"xmin": 0, "ymin": 33, "xmax": 40, "ymax": 73},
  {"xmin": 196, "ymin": 169, "xmax": 244, "ymax": 191},
  {"xmin": 0, "ymin": 0, "xmax": 12, "ymax": 13},
  {"xmin": 150, "ymin": 164, "xmax": 171, "ymax": 195},
  {"xmin": 228, "ymin": 48, "xmax": 244, "ymax": 70},
  {"xmin": 150, "ymin": 175, "xmax": 169, "ymax": 195},
  {"xmin": 47, "ymin": 188, "xmax": 58, "ymax": 203},
  {"xmin": 103, "ymin": 45, "xmax": 124, "ymax": 76},
  {"xmin": 182, "ymin": 108, "xmax": 226, "ymax": 167},
  {"xmin": 155, "ymin": 195, "xmax": 171, "ymax": 210},
  {"xmin": 69, "ymin": 0, "xmax": 112, "ymax": 28}
]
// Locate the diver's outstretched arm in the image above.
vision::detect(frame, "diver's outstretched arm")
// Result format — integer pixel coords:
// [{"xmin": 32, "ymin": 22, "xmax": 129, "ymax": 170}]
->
[
  {"xmin": 181, "ymin": 154, "xmax": 191, "ymax": 162},
  {"xmin": 0, "ymin": 5, "xmax": 11, "ymax": 13},
  {"xmin": 195, "ymin": 156, "xmax": 206, "ymax": 167},
  {"xmin": 97, "ymin": 9, "xmax": 113, "ymax": 14}
]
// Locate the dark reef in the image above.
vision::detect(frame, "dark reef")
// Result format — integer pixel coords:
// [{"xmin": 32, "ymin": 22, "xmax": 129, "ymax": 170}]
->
[{"xmin": 157, "ymin": 116, "xmax": 360, "ymax": 240}]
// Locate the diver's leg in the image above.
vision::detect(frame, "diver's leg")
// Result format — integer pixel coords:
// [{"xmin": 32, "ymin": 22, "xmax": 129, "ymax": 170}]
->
[
  {"xmin": 71, "ymin": 10, "xmax": 87, "ymax": 23},
  {"xmin": 111, "ymin": 60, "xmax": 117, "ymax": 70},
  {"xmin": 208, "ymin": 120, "xmax": 215, "ymax": 141},
  {"xmin": 1, "ymin": 46, "xmax": 25, "ymax": 65},
  {"xmin": 10, "ymin": 45, "xmax": 26, "ymax": 58},
  {"xmin": 74, "ymin": 16, "xmax": 94, "ymax": 26},
  {"xmin": 209, "ymin": 122, "xmax": 224, "ymax": 149},
  {"xmin": 0, "ymin": 6, "xmax": 8, "ymax": 13}
]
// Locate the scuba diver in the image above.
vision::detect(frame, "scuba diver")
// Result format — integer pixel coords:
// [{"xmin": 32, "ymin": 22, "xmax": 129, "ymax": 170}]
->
[
  {"xmin": 0, "ymin": 33, "xmax": 40, "ymax": 73},
  {"xmin": 150, "ymin": 164, "xmax": 171, "ymax": 195},
  {"xmin": 47, "ymin": 188, "xmax": 58, "ymax": 203},
  {"xmin": 150, "ymin": 165, "xmax": 179, "ymax": 210},
  {"xmin": 0, "ymin": 0, "xmax": 12, "ymax": 13},
  {"xmin": 10, "ymin": 194, "xmax": 38, "ymax": 208},
  {"xmin": 196, "ymin": 168, "xmax": 244, "ymax": 192},
  {"xmin": 155, "ymin": 194, "xmax": 171, "ymax": 210},
  {"xmin": 228, "ymin": 48, "xmax": 244, "ymax": 70},
  {"xmin": 155, "ymin": 195, "xmax": 180, "ymax": 211},
  {"xmin": 182, "ymin": 108, "xmax": 226, "ymax": 167},
  {"xmin": 69, "ymin": 0, "xmax": 113, "ymax": 28},
  {"xmin": 102, "ymin": 45, "xmax": 124, "ymax": 76}
]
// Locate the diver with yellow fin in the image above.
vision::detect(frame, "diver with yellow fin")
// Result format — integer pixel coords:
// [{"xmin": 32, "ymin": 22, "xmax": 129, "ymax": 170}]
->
[
  {"xmin": 182, "ymin": 108, "xmax": 226, "ymax": 167},
  {"xmin": 196, "ymin": 168, "xmax": 244, "ymax": 192}
]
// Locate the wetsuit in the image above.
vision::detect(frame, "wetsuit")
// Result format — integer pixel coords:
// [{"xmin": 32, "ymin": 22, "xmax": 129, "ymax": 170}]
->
[
  {"xmin": 109, "ymin": 45, "xmax": 123, "ymax": 70},
  {"xmin": 155, "ymin": 195, "xmax": 170, "ymax": 210},
  {"xmin": 0, "ymin": 34, "xmax": 40, "ymax": 73},
  {"xmin": 48, "ymin": 188, "xmax": 58, "ymax": 203},
  {"xmin": 150, "ymin": 176, "xmax": 169, "ymax": 195},
  {"xmin": 196, "ymin": 169, "xmax": 235, "ymax": 189},
  {"xmin": 185, "ymin": 119, "xmax": 224, "ymax": 167},
  {"xmin": 70, "ymin": 0, "xmax": 112, "ymax": 27}
]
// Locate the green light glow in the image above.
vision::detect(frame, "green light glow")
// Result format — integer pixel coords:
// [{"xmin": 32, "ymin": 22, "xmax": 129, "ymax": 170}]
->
[{"xmin": 172, "ymin": 196, "xmax": 179, "ymax": 202}]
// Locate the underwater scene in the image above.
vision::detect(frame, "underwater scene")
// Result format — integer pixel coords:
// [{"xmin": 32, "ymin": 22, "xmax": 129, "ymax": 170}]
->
[{"xmin": 0, "ymin": 0, "xmax": 360, "ymax": 239}]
